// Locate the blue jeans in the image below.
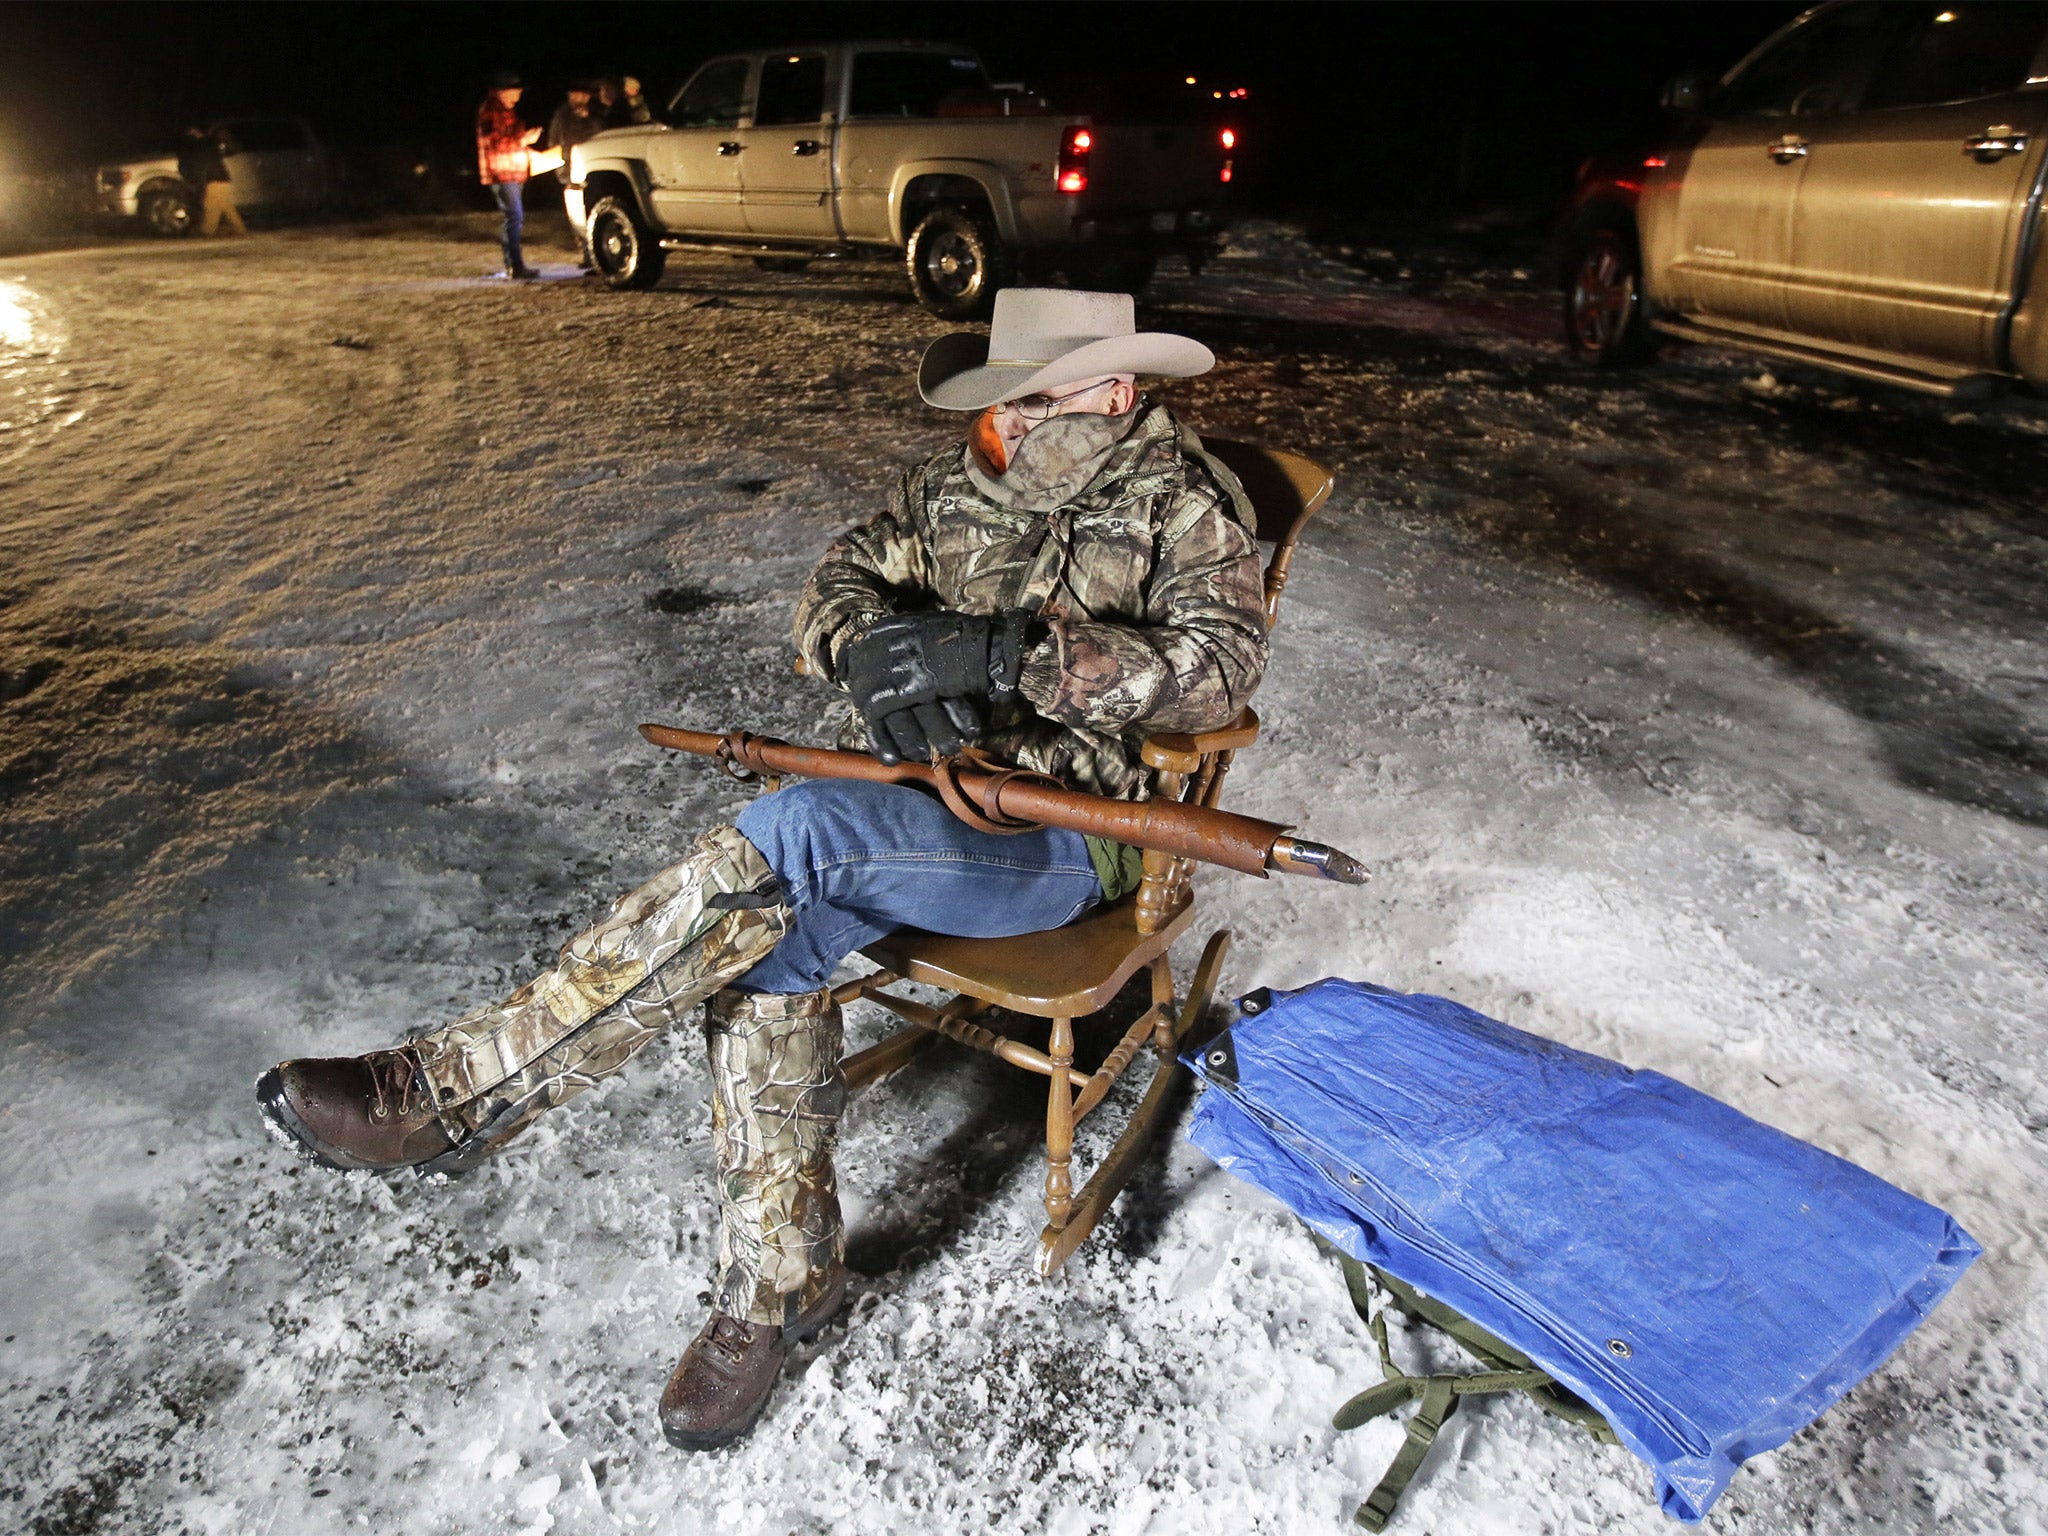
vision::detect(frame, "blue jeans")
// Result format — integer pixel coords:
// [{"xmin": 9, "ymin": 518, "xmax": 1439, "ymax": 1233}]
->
[
  {"xmin": 490, "ymin": 180, "xmax": 525, "ymax": 272},
  {"xmin": 731, "ymin": 780, "xmax": 1103, "ymax": 994}
]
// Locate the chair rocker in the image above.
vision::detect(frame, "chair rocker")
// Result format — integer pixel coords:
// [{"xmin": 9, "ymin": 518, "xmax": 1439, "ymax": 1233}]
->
[{"xmin": 827, "ymin": 435, "xmax": 1336, "ymax": 1277}]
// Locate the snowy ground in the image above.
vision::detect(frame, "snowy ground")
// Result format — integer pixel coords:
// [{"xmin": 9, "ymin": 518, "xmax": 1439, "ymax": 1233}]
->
[{"xmin": 2, "ymin": 213, "xmax": 2044, "ymax": 1536}]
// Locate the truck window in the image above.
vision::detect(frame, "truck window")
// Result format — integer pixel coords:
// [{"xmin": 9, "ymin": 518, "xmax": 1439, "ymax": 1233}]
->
[
  {"xmin": 755, "ymin": 53, "xmax": 827, "ymax": 126},
  {"xmin": 1712, "ymin": 2, "xmax": 1897, "ymax": 118},
  {"xmin": 847, "ymin": 51, "xmax": 987, "ymax": 118},
  {"xmin": 1859, "ymin": 2, "xmax": 2048, "ymax": 110},
  {"xmin": 671, "ymin": 58, "xmax": 749, "ymax": 128},
  {"xmin": 223, "ymin": 118, "xmax": 309, "ymax": 153}
]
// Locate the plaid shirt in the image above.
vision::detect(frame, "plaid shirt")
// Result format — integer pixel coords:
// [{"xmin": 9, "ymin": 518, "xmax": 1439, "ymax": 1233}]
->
[{"xmin": 476, "ymin": 96, "xmax": 531, "ymax": 185}]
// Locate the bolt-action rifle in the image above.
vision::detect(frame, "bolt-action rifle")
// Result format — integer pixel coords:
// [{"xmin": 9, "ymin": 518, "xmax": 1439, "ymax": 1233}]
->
[{"xmin": 638, "ymin": 724, "xmax": 1369, "ymax": 884}]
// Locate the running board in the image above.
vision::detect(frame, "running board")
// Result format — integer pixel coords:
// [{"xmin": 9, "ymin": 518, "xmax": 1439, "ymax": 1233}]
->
[
  {"xmin": 656, "ymin": 236, "xmax": 870, "ymax": 261},
  {"xmin": 1650, "ymin": 317, "xmax": 2007, "ymax": 400}
]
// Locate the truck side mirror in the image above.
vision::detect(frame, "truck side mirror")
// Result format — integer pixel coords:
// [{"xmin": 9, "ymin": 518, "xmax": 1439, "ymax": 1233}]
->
[{"xmin": 1662, "ymin": 73, "xmax": 1708, "ymax": 115}]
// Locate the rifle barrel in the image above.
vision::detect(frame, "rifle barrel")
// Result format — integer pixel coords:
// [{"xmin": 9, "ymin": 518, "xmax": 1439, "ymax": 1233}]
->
[{"xmin": 638, "ymin": 723, "xmax": 1368, "ymax": 884}]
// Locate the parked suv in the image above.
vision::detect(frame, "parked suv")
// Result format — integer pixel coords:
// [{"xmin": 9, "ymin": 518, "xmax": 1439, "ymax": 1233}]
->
[
  {"xmin": 1559, "ymin": 1, "xmax": 2048, "ymax": 397},
  {"xmin": 568, "ymin": 40, "xmax": 1235, "ymax": 317},
  {"xmin": 94, "ymin": 117, "xmax": 332, "ymax": 236}
]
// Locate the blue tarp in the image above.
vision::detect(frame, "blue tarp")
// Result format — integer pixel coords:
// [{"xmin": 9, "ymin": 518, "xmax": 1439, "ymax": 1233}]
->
[{"xmin": 1182, "ymin": 978, "xmax": 1979, "ymax": 1522}]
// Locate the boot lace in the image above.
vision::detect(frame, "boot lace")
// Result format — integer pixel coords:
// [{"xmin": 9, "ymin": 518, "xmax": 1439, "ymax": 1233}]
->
[
  {"xmin": 368, "ymin": 1048, "xmax": 426, "ymax": 1123},
  {"xmin": 704, "ymin": 1314, "xmax": 758, "ymax": 1367}
]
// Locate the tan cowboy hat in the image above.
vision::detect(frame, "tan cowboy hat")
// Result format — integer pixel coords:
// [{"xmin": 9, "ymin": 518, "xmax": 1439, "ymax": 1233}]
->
[{"xmin": 918, "ymin": 288, "xmax": 1214, "ymax": 412}]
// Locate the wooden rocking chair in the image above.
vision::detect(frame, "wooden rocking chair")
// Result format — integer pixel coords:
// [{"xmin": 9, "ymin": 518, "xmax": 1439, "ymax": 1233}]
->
[{"xmin": 830, "ymin": 437, "xmax": 1336, "ymax": 1276}]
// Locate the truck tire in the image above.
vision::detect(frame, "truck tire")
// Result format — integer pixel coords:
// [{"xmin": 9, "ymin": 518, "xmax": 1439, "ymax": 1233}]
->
[
  {"xmin": 905, "ymin": 206, "xmax": 1008, "ymax": 321},
  {"xmin": 140, "ymin": 185, "xmax": 195, "ymax": 238},
  {"xmin": 1563, "ymin": 228, "xmax": 1654, "ymax": 366},
  {"xmin": 588, "ymin": 194, "xmax": 666, "ymax": 291},
  {"xmin": 1065, "ymin": 246, "xmax": 1156, "ymax": 296}
]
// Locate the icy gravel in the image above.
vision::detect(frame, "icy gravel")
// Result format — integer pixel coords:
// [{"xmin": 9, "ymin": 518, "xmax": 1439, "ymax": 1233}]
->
[{"xmin": 1, "ymin": 214, "xmax": 2044, "ymax": 1536}]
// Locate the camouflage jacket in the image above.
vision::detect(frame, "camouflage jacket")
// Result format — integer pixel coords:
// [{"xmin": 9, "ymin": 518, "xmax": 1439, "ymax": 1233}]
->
[{"xmin": 793, "ymin": 401, "xmax": 1269, "ymax": 801}]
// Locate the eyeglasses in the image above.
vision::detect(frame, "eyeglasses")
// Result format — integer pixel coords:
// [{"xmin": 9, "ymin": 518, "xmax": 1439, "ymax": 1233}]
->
[{"xmin": 1000, "ymin": 378, "xmax": 1119, "ymax": 422}]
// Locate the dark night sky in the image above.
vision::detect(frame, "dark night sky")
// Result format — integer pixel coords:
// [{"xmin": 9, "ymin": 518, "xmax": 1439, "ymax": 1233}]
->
[{"xmin": 0, "ymin": 2, "xmax": 1806, "ymax": 214}]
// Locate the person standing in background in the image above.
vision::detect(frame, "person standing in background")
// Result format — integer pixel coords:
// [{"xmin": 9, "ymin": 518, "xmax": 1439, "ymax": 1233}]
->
[
  {"xmin": 548, "ymin": 80, "xmax": 603, "ymax": 270},
  {"xmin": 615, "ymin": 75, "xmax": 654, "ymax": 126},
  {"xmin": 180, "ymin": 125, "xmax": 246, "ymax": 237},
  {"xmin": 477, "ymin": 69, "xmax": 542, "ymax": 280}
]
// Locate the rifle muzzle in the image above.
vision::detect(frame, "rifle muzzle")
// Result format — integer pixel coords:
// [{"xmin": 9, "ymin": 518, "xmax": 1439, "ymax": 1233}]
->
[{"xmin": 1266, "ymin": 836, "xmax": 1371, "ymax": 884}]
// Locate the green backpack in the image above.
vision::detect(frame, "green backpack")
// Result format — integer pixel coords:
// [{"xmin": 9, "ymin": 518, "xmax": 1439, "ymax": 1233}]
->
[{"xmin": 1332, "ymin": 1251, "xmax": 1619, "ymax": 1531}]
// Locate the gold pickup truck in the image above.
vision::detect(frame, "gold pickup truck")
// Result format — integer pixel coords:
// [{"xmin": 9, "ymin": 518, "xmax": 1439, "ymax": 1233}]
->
[
  {"xmin": 1560, "ymin": 1, "xmax": 2048, "ymax": 397},
  {"xmin": 568, "ymin": 41, "xmax": 1234, "ymax": 319}
]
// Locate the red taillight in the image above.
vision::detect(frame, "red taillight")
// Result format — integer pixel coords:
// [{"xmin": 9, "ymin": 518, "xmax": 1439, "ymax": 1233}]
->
[
  {"xmin": 1220, "ymin": 128, "xmax": 1237, "ymax": 150},
  {"xmin": 1220, "ymin": 166, "xmax": 1233, "ymax": 183},
  {"xmin": 1643, "ymin": 155, "xmax": 1667, "ymax": 169},
  {"xmin": 1057, "ymin": 126, "xmax": 1091, "ymax": 194}
]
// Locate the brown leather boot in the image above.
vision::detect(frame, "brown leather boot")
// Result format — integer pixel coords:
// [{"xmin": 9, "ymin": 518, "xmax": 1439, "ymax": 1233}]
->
[
  {"xmin": 658, "ymin": 1269, "xmax": 846, "ymax": 1451},
  {"xmin": 255, "ymin": 1047, "xmax": 456, "ymax": 1172}
]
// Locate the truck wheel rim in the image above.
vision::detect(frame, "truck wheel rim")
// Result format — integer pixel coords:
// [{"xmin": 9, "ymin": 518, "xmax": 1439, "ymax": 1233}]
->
[
  {"xmin": 1571, "ymin": 244, "xmax": 1633, "ymax": 350},
  {"xmin": 923, "ymin": 231, "xmax": 978, "ymax": 298},
  {"xmin": 595, "ymin": 213, "xmax": 633, "ymax": 273},
  {"xmin": 149, "ymin": 198, "xmax": 191, "ymax": 235}
]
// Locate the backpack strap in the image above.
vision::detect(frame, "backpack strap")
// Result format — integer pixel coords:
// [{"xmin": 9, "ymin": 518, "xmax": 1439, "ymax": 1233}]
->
[
  {"xmin": 1349, "ymin": 1374, "xmax": 1461, "ymax": 1533},
  {"xmin": 1332, "ymin": 1253, "xmax": 1606, "ymax": 1530}
]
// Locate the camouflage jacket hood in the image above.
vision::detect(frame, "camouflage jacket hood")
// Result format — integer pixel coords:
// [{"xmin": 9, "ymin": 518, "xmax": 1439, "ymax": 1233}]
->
[{"xmin": 794, "ymin": 401, "xmax": 1270, "ymax": 798}]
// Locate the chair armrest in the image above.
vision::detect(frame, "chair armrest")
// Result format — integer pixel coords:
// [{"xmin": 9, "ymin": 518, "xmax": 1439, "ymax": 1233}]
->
[{"xmin": 1140, "ymin": 707, "xmax": 1260, "ymax": 774}]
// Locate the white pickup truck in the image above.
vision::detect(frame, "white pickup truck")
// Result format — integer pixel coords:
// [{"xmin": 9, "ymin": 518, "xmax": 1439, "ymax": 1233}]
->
[
  {"xmin": 566, "ymin": 40, "xmax": 1236, "ymax": 317},
  {"xmin": 93, "ymin": 117, "xmax": 332, "ymax": 237}
]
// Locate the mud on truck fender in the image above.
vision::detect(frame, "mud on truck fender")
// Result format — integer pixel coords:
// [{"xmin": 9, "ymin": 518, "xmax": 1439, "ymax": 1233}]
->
[
  {"xmin": 580, "ymin": 166, "xmax": 666, "ymax": 291},
  {"xmin": 894, "ymin": 166, "xmax": 1018, "ymax": 321}
]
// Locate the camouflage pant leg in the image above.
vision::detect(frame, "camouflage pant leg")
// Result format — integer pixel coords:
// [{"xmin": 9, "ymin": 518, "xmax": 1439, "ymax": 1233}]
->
[
  {"xmin": 406, "ymin": 824, "xmax": 789, "ymax": 1161},
  {"xmin": 419, "ymin": 952, "xmax": 758, "ymax": 1175},
  {"xmin": 707, "ymin": 987, "xmax": 846, "ymax": 1329}
]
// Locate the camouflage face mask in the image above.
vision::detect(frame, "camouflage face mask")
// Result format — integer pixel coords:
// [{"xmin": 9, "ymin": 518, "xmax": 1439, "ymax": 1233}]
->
[{"xmin": 964, "ymin": 406, "xmax": 1140, "ymax": 511}]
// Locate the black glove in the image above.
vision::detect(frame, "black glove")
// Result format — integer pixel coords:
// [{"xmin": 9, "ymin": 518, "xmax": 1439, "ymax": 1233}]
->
[{"xmin": 839, "ymin": 610, "xmax": 1034, "ymax": 765}]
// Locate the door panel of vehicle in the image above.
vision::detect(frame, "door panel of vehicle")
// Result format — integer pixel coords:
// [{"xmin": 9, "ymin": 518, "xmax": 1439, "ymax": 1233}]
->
[
  {"xmin": 218, "ymin": 127, "xmax": 272, "ymax": 208},
  {"xmin": 739, "ymin": 51, "xmax": 837, "ymax": 238},
  {"xmin": 648, "ymin": 57, "xmax": 750, "ymax": 235},
  {"xmin": 1782, "ymin": 4, "xmax": 2048, "ymax": 367},
  {"xmin": 222, "ymin": 150, "xmax": 268, "ymax": 209},
  {"xmin": 222, "ymin": 119, "xmax": 318, "ymax": 208},
  {"xmin": 1661, "ymin": 120, "xmax": 1811, "ymax": 330},
  {"xmin": 1658, "ymin": 2, "xmax": 1898, "ymax": 331}
]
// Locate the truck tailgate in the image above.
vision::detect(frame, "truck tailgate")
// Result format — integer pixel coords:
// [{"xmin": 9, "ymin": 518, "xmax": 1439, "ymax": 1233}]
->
[{"xmin": 1083, "ymin": 123, "xmax": 1227, "ymax": 213}]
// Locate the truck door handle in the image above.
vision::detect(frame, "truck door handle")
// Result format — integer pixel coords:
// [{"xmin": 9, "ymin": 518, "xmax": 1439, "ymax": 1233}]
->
[
  {"xmin": 1767, "ymin": 135, "xmax": 1809, "ymax": 164},
  {"xmin": 791, "ymin": 139, "xmax": 823, "ymax": 156},
  {"xmin": 717, "ymin": 141, "xmax": 744, "ymax": 157},
  {"xmin": 1964, "ymin": 125, "xmax": 2029, "ymax": 161}
]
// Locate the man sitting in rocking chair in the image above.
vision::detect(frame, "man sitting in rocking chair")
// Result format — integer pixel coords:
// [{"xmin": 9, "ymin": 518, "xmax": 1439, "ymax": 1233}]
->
[{"xmin": 258, "ymin": 288, "xmax": 1270, "ymax": 1450}]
